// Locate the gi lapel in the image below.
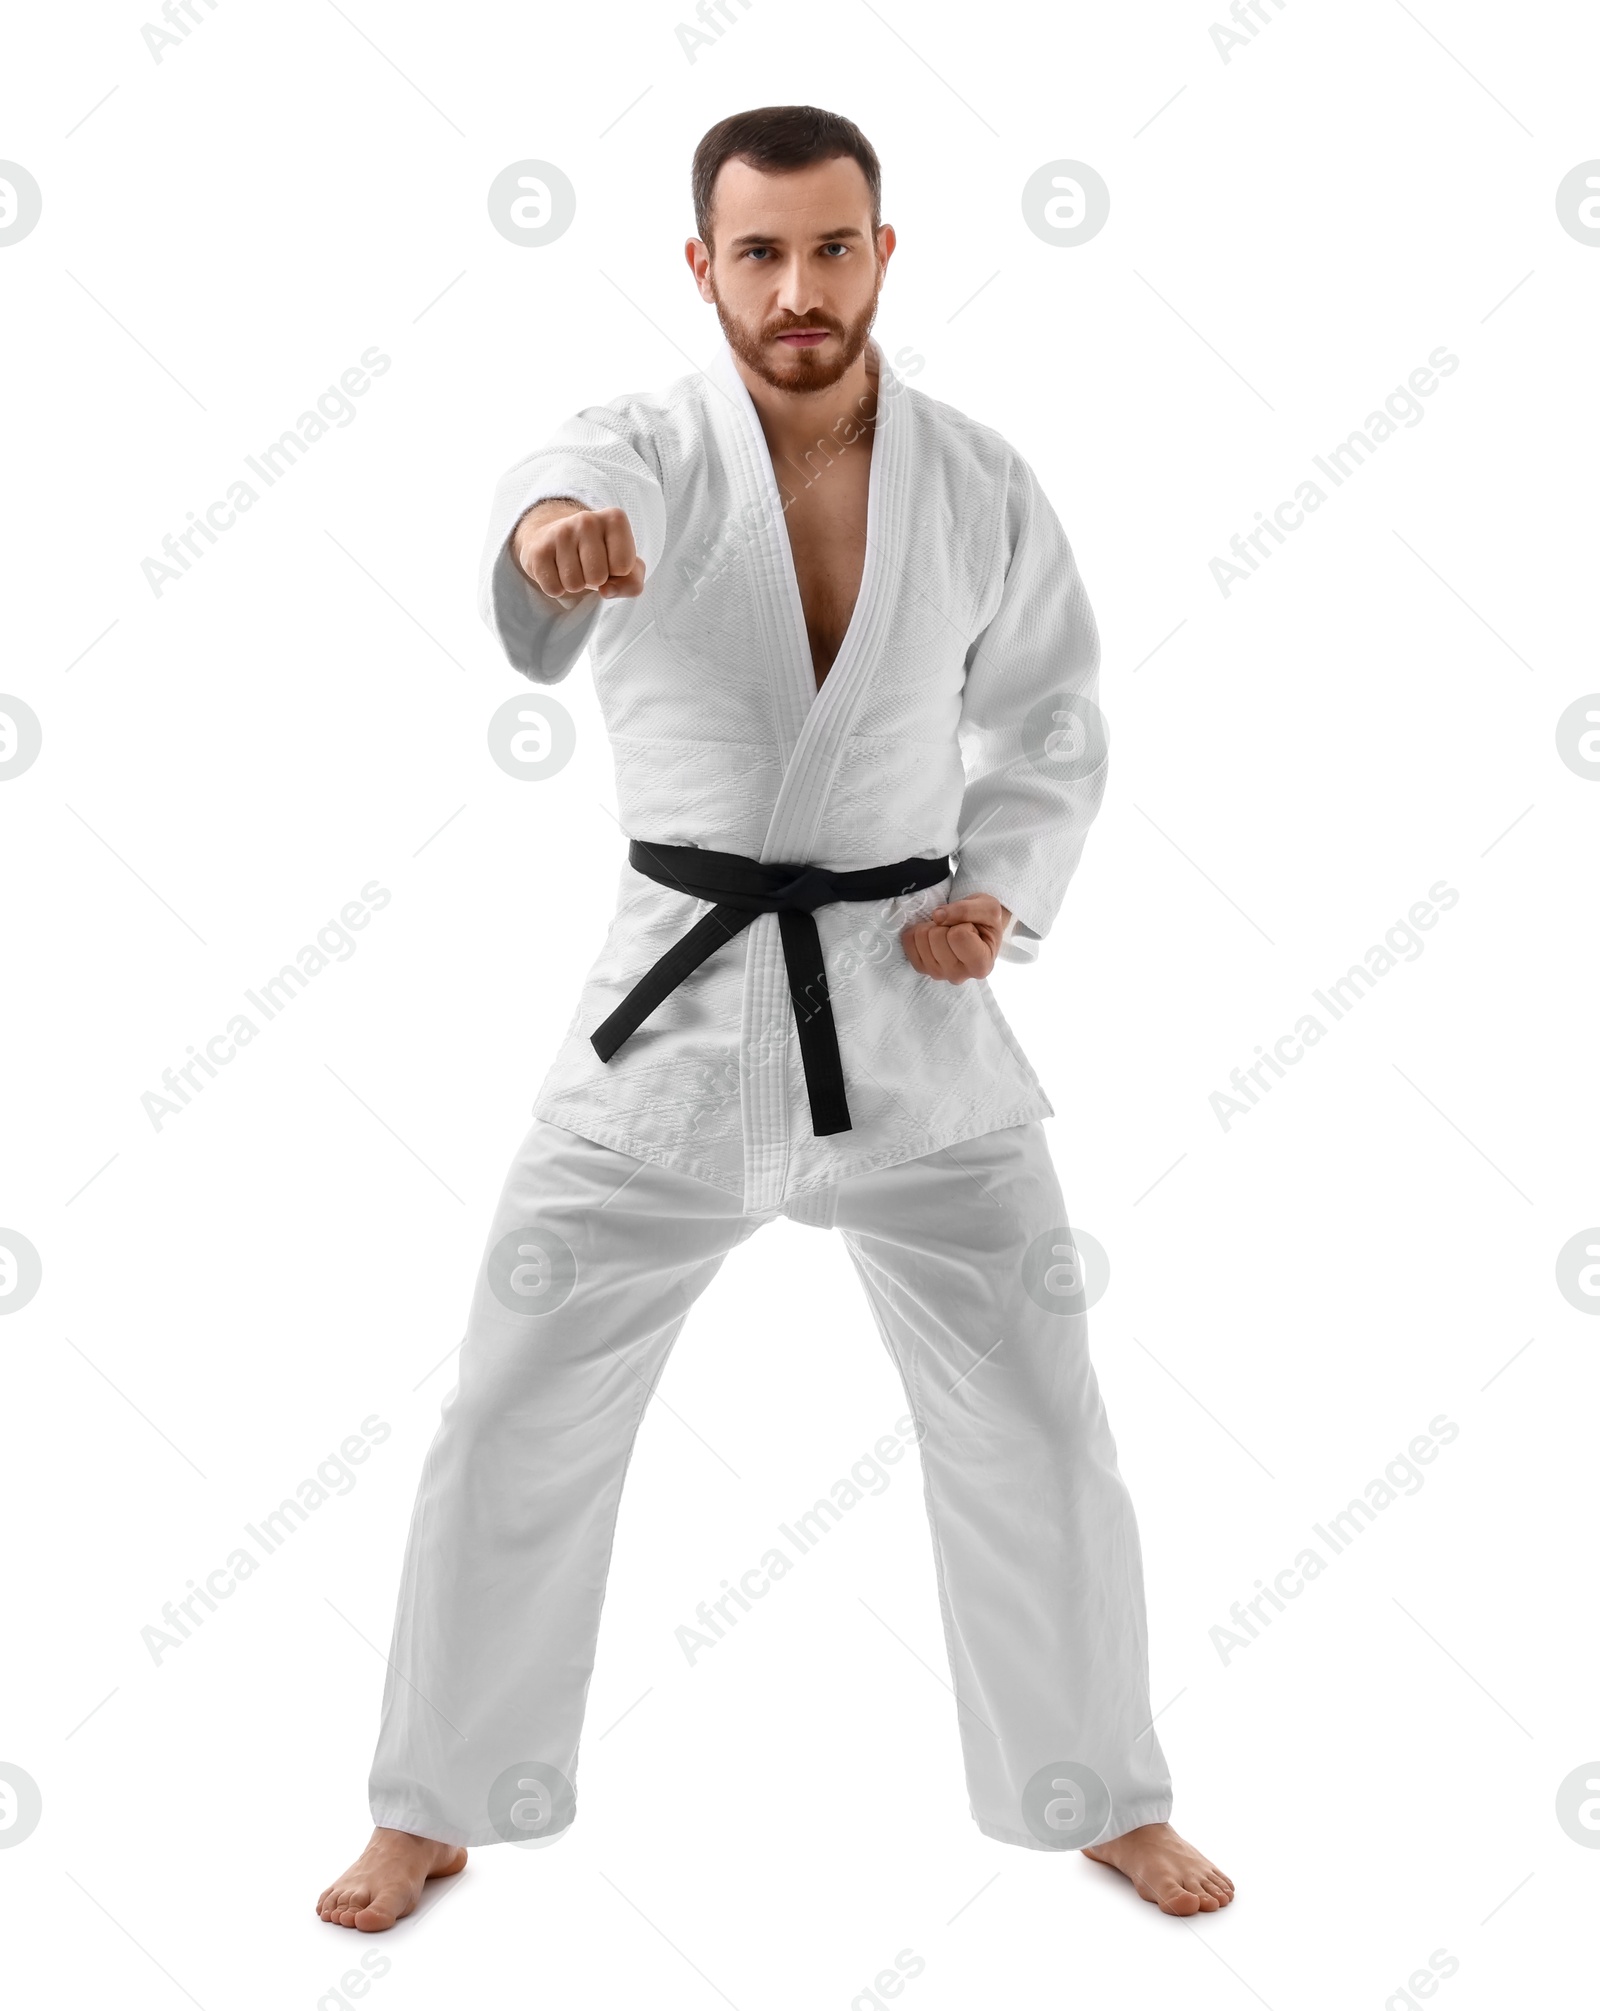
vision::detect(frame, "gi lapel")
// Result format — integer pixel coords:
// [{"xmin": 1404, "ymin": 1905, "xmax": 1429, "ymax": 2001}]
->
[
  {"xmin": 703, "ymin": 339, "xmax": 818, "ymax": 778},
  {"xmin": 709, "ymin": 336, "xmax": 910, "ymax": 865}
]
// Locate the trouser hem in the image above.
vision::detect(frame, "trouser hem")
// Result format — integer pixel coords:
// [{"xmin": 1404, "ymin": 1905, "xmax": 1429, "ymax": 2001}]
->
[
  {"xmin": 368, "ymin": 1801, "xmax": 577, "ymax": 1852},
  {"xmin": 975, "ymin": 1797, "xmax": 1174, "ymax": 1852}
]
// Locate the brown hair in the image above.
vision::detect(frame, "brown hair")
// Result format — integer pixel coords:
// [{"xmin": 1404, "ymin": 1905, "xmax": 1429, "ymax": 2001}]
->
[{"xmin": 691, "ymin": 105, "xmax": 882, "ymax": 255}]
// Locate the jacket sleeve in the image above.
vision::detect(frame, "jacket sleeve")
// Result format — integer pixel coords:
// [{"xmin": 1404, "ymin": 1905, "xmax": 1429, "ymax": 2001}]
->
[
  {"xmin": 947, "ymin": 450, "xmax": 1108, "ymax": 966},
  {"xmin": 477, "ymin": 401, "xmax": 669, "ymax": 685}
]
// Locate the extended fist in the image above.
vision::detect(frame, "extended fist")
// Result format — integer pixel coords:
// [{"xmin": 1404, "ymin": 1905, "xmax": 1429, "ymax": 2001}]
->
[
  {"xmin": 512, "ymin": 503, "xmax": 646, "ymax": 610},
  {"xmin": 900, "ymin": 895, "xmax": 1012, "ymax": 983}
]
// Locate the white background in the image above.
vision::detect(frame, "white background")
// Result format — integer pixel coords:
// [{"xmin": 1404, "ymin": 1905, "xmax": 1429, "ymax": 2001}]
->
[{"xmin": 2, "ymin": 1, "xmax": 1597, "ymax": 2004}]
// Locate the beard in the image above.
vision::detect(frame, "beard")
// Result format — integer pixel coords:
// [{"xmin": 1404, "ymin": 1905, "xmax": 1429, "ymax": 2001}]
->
[{"xmin": 709, "ymin": 275, "xmax": 881, "ymax": 393}]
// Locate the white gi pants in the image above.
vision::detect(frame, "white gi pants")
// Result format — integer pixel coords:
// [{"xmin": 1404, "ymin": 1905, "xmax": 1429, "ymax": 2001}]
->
[{"xmin": 368, "ymin": 1117, "xmax": 1173, "ymax": 1851}]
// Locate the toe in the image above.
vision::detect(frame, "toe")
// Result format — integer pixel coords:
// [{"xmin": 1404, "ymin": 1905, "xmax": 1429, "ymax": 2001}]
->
[
  {"xmin": 354, "ymin": 1881, "xmax": 408, "ymax": 1932},
  {"xmin": 318, "ymin": 1877, "xmax": 351, "ymax": 1913},
  {"xmin": 1157, "ymin": 1881, "xmax": 1201, "ymax": 1916},
  {"xmin": 332, "ymin": 1888, "xmax": 369, "ymax": 1928}
]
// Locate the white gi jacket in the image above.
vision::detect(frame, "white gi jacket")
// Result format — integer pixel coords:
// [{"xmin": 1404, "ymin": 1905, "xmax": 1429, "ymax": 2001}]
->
[{"xmin": 480, "ymin": 336, "xmax": 1108, "ymax": 1213}]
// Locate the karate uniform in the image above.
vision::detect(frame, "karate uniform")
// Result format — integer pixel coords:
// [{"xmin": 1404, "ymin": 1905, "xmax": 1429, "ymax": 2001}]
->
[{"xmin": 367, "ymin": 336, "xmax": 1173, "ymax": 1851}]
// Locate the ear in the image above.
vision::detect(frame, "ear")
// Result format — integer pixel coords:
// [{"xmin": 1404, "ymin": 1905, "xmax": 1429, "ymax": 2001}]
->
[{"xmin": 684, "ymin": 238, "xmax": 714, "ymax": 300}]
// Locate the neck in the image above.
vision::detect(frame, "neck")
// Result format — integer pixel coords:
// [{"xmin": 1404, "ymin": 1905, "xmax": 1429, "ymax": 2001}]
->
[{"xmin": 730, "ymin": 341, "xmax": 880, "ymax": 474}]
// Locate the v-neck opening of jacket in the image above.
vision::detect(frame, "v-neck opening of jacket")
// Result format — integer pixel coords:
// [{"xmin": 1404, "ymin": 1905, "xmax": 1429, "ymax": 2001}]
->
[{"xmin": 714, "ymin": 337, "xmax": 899, "ymax": 862}]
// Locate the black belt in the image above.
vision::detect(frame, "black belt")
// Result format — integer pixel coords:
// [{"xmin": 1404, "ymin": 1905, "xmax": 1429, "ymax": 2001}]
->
[{"xmin": 590, "ymin": 839, "xmax": 953, "ymax": 1137}]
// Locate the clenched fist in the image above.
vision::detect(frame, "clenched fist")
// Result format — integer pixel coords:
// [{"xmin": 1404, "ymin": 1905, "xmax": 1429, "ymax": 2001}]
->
[
  {"xmin": 900, "ymin": 895, "xmax": 1012, "ymax": 983},
  {"xmin": 511, "ymin": 500, "xmax": 646, "ymax": 610}
]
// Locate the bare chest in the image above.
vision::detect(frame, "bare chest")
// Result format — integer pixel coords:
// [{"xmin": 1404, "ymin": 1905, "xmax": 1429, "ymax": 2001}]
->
[{"xmin": 778, "ymin": 446, "xmax": 873, "ymax": 691}]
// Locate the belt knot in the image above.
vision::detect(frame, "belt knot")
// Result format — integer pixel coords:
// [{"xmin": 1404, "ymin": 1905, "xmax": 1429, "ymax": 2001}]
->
[
  {"xmin": 591, "ymin": 840, "xmax": 953, "ymax": 1137},
  {"xmin": 763, "ymin": 862, "xmax": 837, "ymax": 912}
]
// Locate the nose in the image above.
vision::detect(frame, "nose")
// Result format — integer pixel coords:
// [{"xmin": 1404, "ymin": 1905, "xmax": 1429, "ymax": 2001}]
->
[{"xmin": 771, "ymin": 255, "xmax": 825, "ymax": 319}]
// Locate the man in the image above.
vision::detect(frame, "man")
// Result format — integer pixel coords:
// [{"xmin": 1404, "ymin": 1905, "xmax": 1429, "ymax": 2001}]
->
[{"xmin": 318, "ymin": 104, "xmax": 1232, "ymax": 1930}]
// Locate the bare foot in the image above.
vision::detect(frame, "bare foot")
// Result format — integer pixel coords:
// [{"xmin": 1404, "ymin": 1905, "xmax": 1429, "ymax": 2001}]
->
[
  {"xmin": 316, "ymin": 1827, "xmax": 467, "ymax": 1931},
  {"xmin": 1082, "ymin": 1822, "xmax": 1234, "ymax": 1916}
]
